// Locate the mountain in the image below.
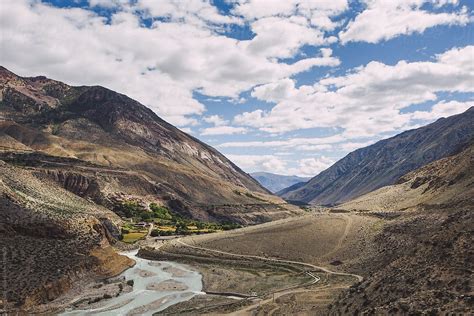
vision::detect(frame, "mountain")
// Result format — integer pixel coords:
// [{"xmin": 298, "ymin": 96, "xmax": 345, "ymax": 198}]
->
[
  {"xmin": 0, "ymin": 66, "xmax": 300, "ymax": 310},
  {"xmin": 280, "ymin": 108, "xmax": 474, "ymax": 205},
  {"xmin": 339, "ymin": 143, "xmax": 474, "ymax": 211},
  {"xmin": 329, "ymin": 144, "xmax": 474, "ymax": 314},
  {"xmin": 0, "ymin": 158, "xmax": 135, "ymax": 310},
  {"xmin": 251, "ymin": 172, "xmax": 310, "ymax": 193},
  {"xmin": 0, "ymin": 66, "xmax": 298, "ymax": 224}
]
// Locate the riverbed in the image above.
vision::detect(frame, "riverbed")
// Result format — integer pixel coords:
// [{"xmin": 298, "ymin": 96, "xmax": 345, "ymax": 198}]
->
[{"xmin": 61, "ymin": 251, "xmax": 203, "ymax": 316}]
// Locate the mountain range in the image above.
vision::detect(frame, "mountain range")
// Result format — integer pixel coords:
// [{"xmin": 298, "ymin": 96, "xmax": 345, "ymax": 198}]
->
[
  {"xmin": 280, "ymin": 108, "xmax": 474, "ymax": 205},
  {"xmin": 0, "ymin": 67, "xmax": 298, "ymax": 309},
  {"xmin": 250, "ymin": 172, "xmax": 310, "ymax": 193},
  {"xmin": 1, "ymin": 66, "xmax": 473, "ymax": 313},
  {"xmin": 0, "ymin": 66, "xmax": 298, "ymax": 224}
]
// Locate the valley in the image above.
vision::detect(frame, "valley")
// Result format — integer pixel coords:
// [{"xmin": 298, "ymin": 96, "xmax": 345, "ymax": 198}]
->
[{"xmin": 1, "ymin": 67, "xmax": 472, "ymax": 315}]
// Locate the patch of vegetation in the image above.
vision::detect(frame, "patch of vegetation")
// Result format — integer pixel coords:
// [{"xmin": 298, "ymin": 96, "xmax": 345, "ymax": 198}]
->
[
  {"xmin": 115, "ymin": 201, "xmax": 151, "ymax": 220},
  {"xmin": 118, "ymin": 200, "xmax": 242, "ymax": 240},
  {"xmin": 150, "ymin": 203, "xmax": 173, "ymax": 220},
  {"xmin": 51, "ymin": 123, "xmax": 61, "ymax": 135},
  {"xmin": 122, "ymin": 231, "xmax": 147, "ymax": 243},
  {"xmin": 300, "ymin": 206, "xmax": 311, "ymax": 212}
]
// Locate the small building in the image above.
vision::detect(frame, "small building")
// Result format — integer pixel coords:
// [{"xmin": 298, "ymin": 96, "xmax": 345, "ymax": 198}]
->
[{"xmin": 134, "ymin": 222, "xmax": 149, "ymax": 228}]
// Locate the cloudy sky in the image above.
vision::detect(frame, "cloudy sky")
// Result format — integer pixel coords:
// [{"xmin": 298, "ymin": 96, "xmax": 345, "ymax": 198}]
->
[{"xmin": 1, "ymin": 0, "xmax": 473, "ymax": 177}]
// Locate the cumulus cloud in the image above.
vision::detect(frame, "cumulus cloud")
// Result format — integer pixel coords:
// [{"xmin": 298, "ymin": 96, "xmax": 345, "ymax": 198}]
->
[
  {"xmin": 339, "ymin": 0, "xmax": 470, "ymax": 44},
  {"xmin": 218, "ymin": 135, "xmax": 345, "ymax": 149},
  {"xmin": 0, "ymin": 0, "xmax": 339, "ymax": 126},
  {"xmin": 409, "ymin": 100, "xmax": 474, "ymax": 121},
  {"xmin": 234, "ymin": 45, "xmax": 474, "ymax": 136},
  {"xmin": 232, "ymin": 0, "xmax": 348, "ymax": 30},
  {"xmin": 200, "ymin": 126, "xmax": 248, "ymax": 135},
  {"xmin": 225, "ymin": 154, "xmax": 335, "ymax": 177},
  {"xmin": 203, "ymin": 115, "xmax": 228, "ymax": 126}
]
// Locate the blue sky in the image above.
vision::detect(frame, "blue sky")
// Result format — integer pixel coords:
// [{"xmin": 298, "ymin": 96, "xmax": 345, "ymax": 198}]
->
[{"xmin": 1, "ymin": 0, "xmax": 473, "ymax": 176}]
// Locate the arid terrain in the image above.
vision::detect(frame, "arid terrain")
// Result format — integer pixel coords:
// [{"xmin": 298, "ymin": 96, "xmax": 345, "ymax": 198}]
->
[
  {"xmin": 138, "ymin": 140, "xmax": 474, "ymax": 315},
  {"xmin": 1, "ymin": 68, "xmax": 472, "ymax": 315},
  {"xmin": 139, "ymin": 212, "xmax": 382, "ymax": 315},
  {"xmin": 0, "ymin": 68, "xmax": 299, "ymax": 313}
]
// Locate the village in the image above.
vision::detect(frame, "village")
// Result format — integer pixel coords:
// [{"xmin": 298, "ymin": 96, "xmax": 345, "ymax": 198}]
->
[{"xmin": 117, "ymin": 201, "xmax": 241, "ymax": 243}]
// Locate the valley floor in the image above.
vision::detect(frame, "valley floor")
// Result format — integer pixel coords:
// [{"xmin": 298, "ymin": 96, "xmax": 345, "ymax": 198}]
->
[
  {"xmin": 43, "ymin": 207, "xmax": 473, "ymax": 315},
  {"xmin": 139, "ymin": 211, "xmax": 384, "ymax": 315}
]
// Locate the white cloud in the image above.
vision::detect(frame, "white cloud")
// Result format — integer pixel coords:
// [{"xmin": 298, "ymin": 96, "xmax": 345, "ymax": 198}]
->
[
  {"xmin": 409, "ymin": 100, "xmax": 474, "ymax": 120},
  {"xmin": 234, "ymin": 45, "xmax": 474, "ymax": 136},
  {"xmin": 218, "ymin": 135, "xmax": 345, "ymax": 149},
  {"xmin": 200, "ymin": 126, "xmax": 248, "ymax": 135},
  {"xmin": 232, "ymin": 0, "xmax": 348, "ymax": 27},
  {"xmin": 243, "ymin": 17, "xmax": 330, "ymax": 59},
  {"xmin": 137, "ymin": 0, "xmax": 242, "ymax": 26},
  {"xmin": 295, "ymin": 157, "xmax": 335, "ymax": 177},
  {"xmin": 338, "ymin": 141, "xmax": 376, "ymax": 152},
  {"xmin": 179, "ymin": 127, "xmax": 194, "ymax": 134},
  {"xmin": 0, "ymin": 0, "xmax": 339, "ymax": 127},
  {"xmin": 203, "ymin": 115, "xmax": 228, "ymax": 126},
  {"xmin": 225, "ymin": 154, "xmax": 335, "ymax": 177},
  {"xmin": 339, "ymin": 0, "xmax": 470, "ymax": 44},
  {"xmin": 88, "ymin": 0, "xmax": 129, "ymax": 8}
]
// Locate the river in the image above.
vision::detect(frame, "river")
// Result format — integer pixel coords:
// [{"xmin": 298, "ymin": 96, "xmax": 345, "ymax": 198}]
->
[{"xmin": 61, "ymin": 250, "xmax": 203, "ymax": 316}]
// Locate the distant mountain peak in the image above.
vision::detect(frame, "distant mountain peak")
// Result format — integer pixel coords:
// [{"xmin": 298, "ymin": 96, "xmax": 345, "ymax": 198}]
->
[{"xmin": 251, "ymin": 172, "xmax": 311, "ymax": 193}]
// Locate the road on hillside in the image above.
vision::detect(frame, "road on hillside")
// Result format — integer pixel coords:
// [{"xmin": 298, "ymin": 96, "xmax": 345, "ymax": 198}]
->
[
  {"xmin": 176, "ymin": 231, "xmax": 363, "ymax": 282},
  {"xmin": 174, "ymin": 236, "xmax": 363, "ymax": 315}
]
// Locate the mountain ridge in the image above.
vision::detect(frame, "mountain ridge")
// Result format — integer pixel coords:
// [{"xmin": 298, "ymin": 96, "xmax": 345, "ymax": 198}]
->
[
  {"xmin": 0, "ymin": 66, "xmax": 299, "ymax": 224},
  {"xmin": 251, "ymin": 172, "xmax": 310, "ymax": 193},
  {"xmin": 280, "ymin": 108, "xmax": 474, "ymax": 205}
]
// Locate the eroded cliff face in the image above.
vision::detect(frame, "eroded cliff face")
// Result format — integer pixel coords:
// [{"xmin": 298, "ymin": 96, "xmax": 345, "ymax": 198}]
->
[{"xmin": 0, "ymin": 161, "xmax": 133, "ymax": 312}]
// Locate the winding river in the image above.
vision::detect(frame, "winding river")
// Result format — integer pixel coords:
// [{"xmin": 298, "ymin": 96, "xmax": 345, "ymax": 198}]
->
[{"xmin": 62, "ymin": 251, "xmax": 203, "ymax": 316}]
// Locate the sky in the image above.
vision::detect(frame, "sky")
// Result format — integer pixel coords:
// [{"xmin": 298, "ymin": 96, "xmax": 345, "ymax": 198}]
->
[{"xmin": 1, "ymin": 0, "xmax": 473, "ymax": 177}]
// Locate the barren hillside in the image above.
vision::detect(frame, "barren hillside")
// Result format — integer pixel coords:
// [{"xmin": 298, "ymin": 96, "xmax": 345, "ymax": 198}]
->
[
  {"xmin": 0, "ymin": 66, "xmax": 299, "ymax": 224},
  {"xmin": 281, "ymin": 107, "xmax": 474, "ymax": 205},
  {"xmin": 340, "ymin": 143, "xmax": 474, "ymax": 211},
  {"xmin": 0, "ymin": 161, "xmax": 134, "ymax": 310}
]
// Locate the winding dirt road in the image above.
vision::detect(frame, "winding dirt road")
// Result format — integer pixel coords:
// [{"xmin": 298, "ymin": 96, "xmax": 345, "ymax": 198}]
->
[
  {"xmin": 176, "ymin": 239, "xmax": 363, "ymax": 282},
  {"xmin": 175, "ymin": 237, "xmax": 363, "ymax": 315}
]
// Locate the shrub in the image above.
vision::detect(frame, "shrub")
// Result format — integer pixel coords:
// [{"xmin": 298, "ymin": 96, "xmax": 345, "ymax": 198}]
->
[{"xmin": 150, "ymin": 203, "xmax": 173, "ymax": 220}]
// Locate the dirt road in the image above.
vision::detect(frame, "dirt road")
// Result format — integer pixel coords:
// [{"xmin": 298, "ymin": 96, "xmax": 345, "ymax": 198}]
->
[{"xmin": 176, "ymin": 239, "xmax": 363, "ymax": 282}]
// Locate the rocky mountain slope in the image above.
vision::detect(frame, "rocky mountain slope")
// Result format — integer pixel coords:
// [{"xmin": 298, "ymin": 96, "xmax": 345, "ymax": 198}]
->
[
  {"xmin": 280, "ymin": 107, "xmax": 474, "ymax": 205},
  {"xmin": 0, "ymin": 160, "xmax": 134, "ymax": 311},
  {"xmin": 339, "ymin": 143, "xmax": 474, "ymax": 211},
  {"xmin": 0, "ymin": 66, "xmax": 298, "ymax": 224},
  {"xmin": 251, "ymin": 172, "xmax": 310, "ymax": 193},
  {"xmin": 328, "ymin": 146, "xmax": 474, "ymax": 314},
  {"xmin": 0, "ymin": 66, "xmax": 299, "ymax": 312}
]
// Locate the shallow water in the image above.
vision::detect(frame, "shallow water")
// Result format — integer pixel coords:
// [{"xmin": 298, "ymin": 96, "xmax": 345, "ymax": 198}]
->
[{"xmin": 61, "ymin": 251, "xmax": 203, "ymax": 316}]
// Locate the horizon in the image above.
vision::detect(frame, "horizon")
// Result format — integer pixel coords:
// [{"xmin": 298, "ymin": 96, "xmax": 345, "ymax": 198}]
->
[{"xmin": 1, "ymin": 0, "xmax": 473, "ymax": 177}]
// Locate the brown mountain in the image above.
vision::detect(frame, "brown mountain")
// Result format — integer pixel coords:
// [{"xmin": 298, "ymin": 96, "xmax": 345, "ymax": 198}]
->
[
  {"xmin": 280, "ymin": 107, "xmax": 474, "ymax": 205},
  {"xmin": 329, "ymin": 144, "xmax": 474, "ymax": 314},
  {"xmin": 339, "ymin": 143, "xmax": 474, "ymax": 211},
  {"xmin": 0, "ymin": 66, "xmax": 299, "ymax": 311},
  {"xmin": 0, "ymin": 66, "xmax": 298, "ymax": 224}
]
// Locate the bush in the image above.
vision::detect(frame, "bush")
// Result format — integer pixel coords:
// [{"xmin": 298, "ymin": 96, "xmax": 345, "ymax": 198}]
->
[
  {"xmin": 126, "ymin": 279, "xmax": 134, "ymax": 287},
  {"xmin": 150, "ymin": 203, "xmax": 173, "ymax": 220}
]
